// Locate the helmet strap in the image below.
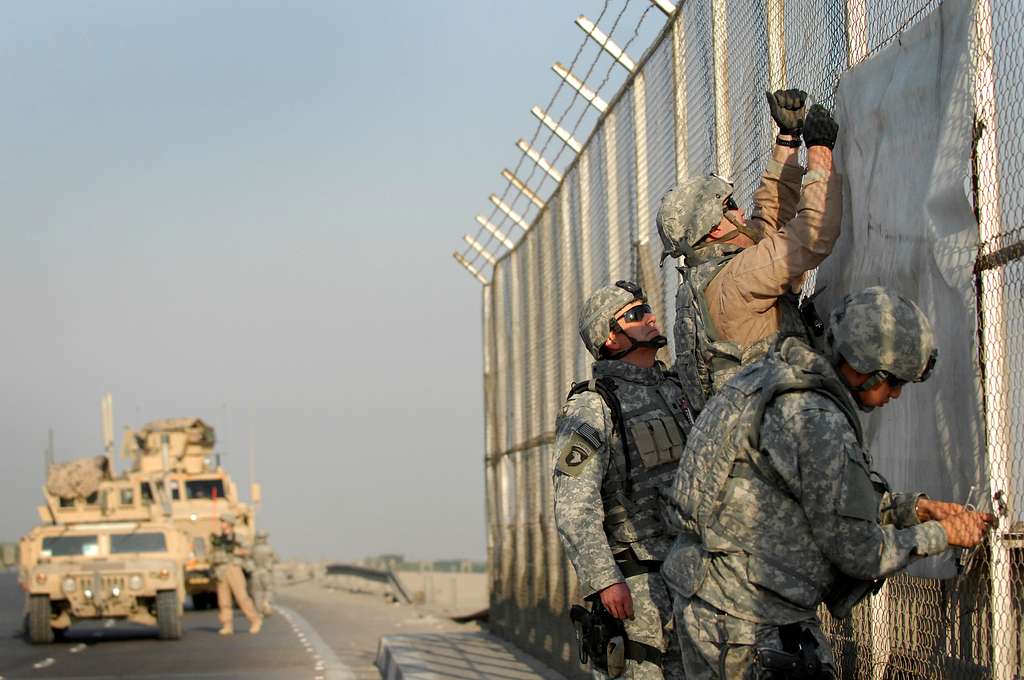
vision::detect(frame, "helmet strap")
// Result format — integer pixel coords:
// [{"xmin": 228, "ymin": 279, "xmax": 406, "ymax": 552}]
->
[{"xmin": 604, "ymin": 324, "xmax": 668, "ymax": 360}]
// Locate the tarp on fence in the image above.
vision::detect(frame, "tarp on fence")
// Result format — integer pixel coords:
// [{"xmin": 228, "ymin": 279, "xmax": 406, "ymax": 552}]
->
[{"xmin": 815, "ymin": 0, "xmax": 984, "ymax": 578}]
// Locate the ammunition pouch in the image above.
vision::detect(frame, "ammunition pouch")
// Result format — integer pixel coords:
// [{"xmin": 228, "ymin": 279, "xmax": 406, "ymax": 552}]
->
[
  {"xmin": 570, "ymin": 601, "xmax": 662, "ymax": 678},
  {"xmin": 822, "ymin": 573, "xmax": 885, "ymax": 619},
  {"xmin": 754, "ymin": 623, "xmax": 832, "ymax": 680}
]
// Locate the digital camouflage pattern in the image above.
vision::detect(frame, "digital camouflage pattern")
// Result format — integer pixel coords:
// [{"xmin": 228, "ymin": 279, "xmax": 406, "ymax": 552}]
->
[
  {"xmin": 579, "ymin": 284, "xmax": 642, "ymax": 359},
  {"xmin": 554, "ymin": 358, "xmax": 694, "ymax": 680},
  {"xmin": 656, "ymin": 175, "xmax": 734, "ymax": 262},
  {"xmin": 827, "ymin": 286, "xmax": 937, "ymax": 383},
  {"xmin": 666, "ymin": 159, "xmax": 818, "ymax": 409},
  {"xmin": 251, "ymin": 536, "xmax": 277, "ymax": 615},
  {"xmin": 661, "ymin": 335, "xmax": 949, "ymax": 677},
  {"xmin": 673, "ymin": 596, "xmax": 834, "ymax": 679},
  {"xmin": 600, "ymin": 572, "xmax": 683, "ymax": 680}
]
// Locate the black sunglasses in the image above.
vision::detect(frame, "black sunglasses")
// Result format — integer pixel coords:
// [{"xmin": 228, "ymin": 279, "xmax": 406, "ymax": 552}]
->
[
  {"xmin": 616, "ymin": 303, "xmax": 653, "ymax": 324},
  {"xmin": 723, "ymin": 195, "xmax": 738, "ymax": 212},
  {"xmin": 858, "ymin": 370, "xmax": 907, "ymax": 392}
]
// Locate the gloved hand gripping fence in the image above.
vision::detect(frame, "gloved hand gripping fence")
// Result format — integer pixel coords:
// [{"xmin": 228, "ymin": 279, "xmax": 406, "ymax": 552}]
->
[
  {"xmin": 803, "ymin": 104, "xmax": 839, "ymax": 150},
  {"xmin": 766, "ymin": 89, "xmax": 807, "ymax": 148}
]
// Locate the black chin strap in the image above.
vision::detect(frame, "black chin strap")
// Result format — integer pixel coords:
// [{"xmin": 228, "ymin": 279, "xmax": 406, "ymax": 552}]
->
[{"xmin": 606, "ymin": 329, "xmax": 668, "ymax": 360}]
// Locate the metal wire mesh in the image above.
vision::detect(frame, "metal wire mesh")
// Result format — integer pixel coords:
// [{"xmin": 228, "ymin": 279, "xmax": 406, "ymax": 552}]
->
[{"xmin": 478, "ymin": 1, "xmax": 1024, "ymax": 677}]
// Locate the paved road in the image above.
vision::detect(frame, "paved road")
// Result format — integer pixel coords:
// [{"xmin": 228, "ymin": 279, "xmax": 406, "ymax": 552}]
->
[{"xmin": 0, "ymin": 572, "xmax": 477, "ymax": 680}]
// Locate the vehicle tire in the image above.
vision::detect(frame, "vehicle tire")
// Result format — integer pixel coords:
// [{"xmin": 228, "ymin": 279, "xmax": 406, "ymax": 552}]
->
[
  {"xmin": 194, "ymin": 592, "xmax": 217, "ymax": 610},
  {"xmin": 156, "ymin": 590, "xmax": 182, "ymax": 640},
  {"xmin": 27, "ymin": 595, "xmax": 54, "ymax": 644}
]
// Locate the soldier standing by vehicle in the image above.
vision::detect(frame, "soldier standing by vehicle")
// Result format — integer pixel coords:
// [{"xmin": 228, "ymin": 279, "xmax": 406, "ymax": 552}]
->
[
  {"xmin": 660, "ymin": 287, "xmax": 994, "ymax": 678},
  {"xmin": 210, "ymin": 512, "xmax": 262, "ymax": 635},
  {"xmin": 656, "ymin": 89, "xmax": 841, "ymax": 412},
  {"xmin": 553, "ymin": 281, "xmax": 695, "ymax": 679},
  {"xmin": 250, "ymin": 530, "xmax": 277, "ymax": 616}
]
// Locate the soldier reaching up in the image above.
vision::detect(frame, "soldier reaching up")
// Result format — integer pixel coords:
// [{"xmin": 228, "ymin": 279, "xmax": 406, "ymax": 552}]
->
[{"xmin": 657, "ymin": 89, "xmax": 841, "ymax": 412}]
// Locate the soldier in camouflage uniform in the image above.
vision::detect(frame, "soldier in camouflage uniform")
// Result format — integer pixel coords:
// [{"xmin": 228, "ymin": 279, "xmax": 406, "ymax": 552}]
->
[
  {"xmin": 210, "ymin": 512, "xmax": 262, "ymax": 635},
  {"xmin": 656, "ymin": 90, "xmax": 842, "ymax": 412},
  {"xmin": 554, "ymin": 281, "xmax": 695, "ymax": 679},
  {"xmin": 249, "ymin": 530, "xmax": 278, "ymax": 616},
  {"xmin": 660, "ymin": 287, "xmax": 994, "ymax": 678}
]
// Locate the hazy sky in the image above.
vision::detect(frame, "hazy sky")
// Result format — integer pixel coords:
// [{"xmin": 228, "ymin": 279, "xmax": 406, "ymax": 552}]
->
[{"xmin": 0, "ymin": 1, "xmax": 667, "ymax": 561}]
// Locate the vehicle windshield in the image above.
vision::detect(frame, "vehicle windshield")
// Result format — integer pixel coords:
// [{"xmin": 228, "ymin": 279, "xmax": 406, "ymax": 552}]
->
[
  {"xmin": 185, "ymin": 480, "xmax": 225, "ymax": 500},
  {"xmin": 42, "ymin": 535, "xmax": 100, "ymax": 557},
  {"xmin": 110, "ymin": 532, "xmax": 167, "ymax": 553}
]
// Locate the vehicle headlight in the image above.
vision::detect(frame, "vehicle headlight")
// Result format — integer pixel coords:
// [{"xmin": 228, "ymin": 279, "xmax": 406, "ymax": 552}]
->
[
  {"xmin": 111, "ymin": 586, "xmax": 121, "ymax": 597},
  {"xmin": 84, "ymin": 589, "xmax": 93, "ymax": 600},
  {"xmin": 157, "ymin": 569, "xmax": 170, "ymax": 580},
  {"xmin": 189, "ymin": 513, "xmax": 198, "ymax": 521},
  {"xmin": 62, "ymin": 578, "xmax": 76, "ymax": 593},
  {"xmin": 34, "ymin": 573, "xmax": 48, "ymax": 585},
  {"xmin": 128, "ymin": 575, "xmax": 143, "ymax": 590}
]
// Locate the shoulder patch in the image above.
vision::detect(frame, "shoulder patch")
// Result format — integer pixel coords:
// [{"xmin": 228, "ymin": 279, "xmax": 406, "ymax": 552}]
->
[
  {"xmin": 575, "ymin": 422, "xmax": 602, "ymax": 450},
  {"xmin": 555, "ymin": 429, "xmax": 602, "ymax": 478}
]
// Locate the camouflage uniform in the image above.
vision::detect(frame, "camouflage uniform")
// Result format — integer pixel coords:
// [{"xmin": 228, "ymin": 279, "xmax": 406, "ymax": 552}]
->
[
  {"xmin": 554, "ymin": 283, "xmax": 694, "ymax": 680},
  {"xmin": 658, "ymin": 138, "xmax": 841, "ymax": 410},
  {"xmin": 661, "ymin": 289, "xmax": 946, "ymax": 679},
  {"xmin": 250, "ymin": 532, "xmax": 277, "ymax": 616}
]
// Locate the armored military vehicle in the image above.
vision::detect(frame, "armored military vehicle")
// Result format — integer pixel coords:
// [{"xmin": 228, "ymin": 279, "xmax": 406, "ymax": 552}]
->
[
  {"xmin": 19, "ymin": 521, "xmax": 188, "ymax": 643},
  {"xmin": 119, "ymin": 418, "xmax": 258, "ymax": 608},
  {"xmin": 36, "ymin": 418, "xmax": 258, "ymax": 609}
]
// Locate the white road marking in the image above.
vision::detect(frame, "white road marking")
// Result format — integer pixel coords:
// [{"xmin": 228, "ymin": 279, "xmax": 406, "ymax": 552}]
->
[
  {"xmin": 274, "ymin": 605, "xmax": 355, "ymax": 680},
  {"xmin": 69, "ymin": 643, "xmax": 87, "ymax": 653},
  {"xmin": 103, "ymin": 619, "xmax": 115, "ymax": 628},
  {"xmin": 33, "ymin": 658, "xmax": 55, "ymax": 669}
]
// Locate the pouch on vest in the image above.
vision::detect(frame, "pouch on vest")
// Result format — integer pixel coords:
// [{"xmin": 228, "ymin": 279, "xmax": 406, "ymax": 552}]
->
[
  {"xmin": 839, "ymin": 452, "xmax": 883, "ymax": 523},
  {"xmin": 628, "ymin": 415, "xmax": 685, "ymax": 468},
  {"xmin": 661, "ymin": 532, "xmax": 708, "ymax": 599}
]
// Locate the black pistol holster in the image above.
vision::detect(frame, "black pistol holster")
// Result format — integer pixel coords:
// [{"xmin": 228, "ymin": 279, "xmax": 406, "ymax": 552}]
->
[
  {"xmin": 570, "ymin": 600, "xmax": 662, "ymax": 678},
  {"xmin": 754, "ymin": 623, "xmax": 831, "ymax": 679}
]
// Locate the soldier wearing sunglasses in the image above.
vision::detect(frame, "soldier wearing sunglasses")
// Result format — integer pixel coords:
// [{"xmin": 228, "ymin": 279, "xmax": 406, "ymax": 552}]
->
[
  {"xmin": 655, "ymin": 88, "xmax": 841, "ymax": 413},
  {"xmin": 553, "ymin": 280, "xmax": 696, "ymax": 679}
]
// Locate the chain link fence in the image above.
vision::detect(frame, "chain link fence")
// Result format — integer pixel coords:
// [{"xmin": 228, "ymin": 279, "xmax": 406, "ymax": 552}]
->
[{"xmin": 476, "ymin": 1, "xmax": 1023, "ymax": 677}]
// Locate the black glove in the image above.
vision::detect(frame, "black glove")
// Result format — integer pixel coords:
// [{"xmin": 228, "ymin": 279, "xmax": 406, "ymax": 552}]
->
[
  {"xmin": 766, "ymin": 89, "xmax": 807, "ymax": 135},
  {"xmin": 803, "ymin": 104, "xmax": 838, "ymax": 149}
]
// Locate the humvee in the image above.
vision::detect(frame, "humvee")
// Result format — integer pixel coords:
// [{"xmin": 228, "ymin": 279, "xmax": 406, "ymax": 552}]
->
[
  {"xmin": 19, "ymin": 521, "xmax": 188, "ymax": 643},
  {"xmin": 37, "ymin": 418, "xmax": 259, "ymax": 609}
]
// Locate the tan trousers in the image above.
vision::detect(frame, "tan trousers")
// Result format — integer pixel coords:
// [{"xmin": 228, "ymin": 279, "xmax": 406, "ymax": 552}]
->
[{"xmin": 215, "ymin": 564, "xmax": 260, "ymax": 628}]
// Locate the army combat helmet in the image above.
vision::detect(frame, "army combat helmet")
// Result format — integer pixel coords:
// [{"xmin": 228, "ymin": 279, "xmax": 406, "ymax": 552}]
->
[
  {"xmin": 656, "ymin": 175, "xmax": 761, "ymax": 264},
  {"xmin": 826, "ymin": 286, "xmax": 938, "ymax": 392},
  {"xmin": 578, "ymin": 280, "xmax": 666, "ymax": 360}
]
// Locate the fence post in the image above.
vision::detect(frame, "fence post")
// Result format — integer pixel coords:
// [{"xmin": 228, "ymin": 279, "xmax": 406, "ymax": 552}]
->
[
  {"xmin": 973, "ymin": 0, "xmax": 1014, "ymax": 677},
  {"xmin": 672, "ymin": 11, "xmax": 688, "ymax": 186},
  {"xmin": 846, "ymin": 0, "xmax": 868, "ymax": 67},
  {"xmin": 765, "ymin": 0, "xmax": 786, "ymax": 91},
  {"xmin": 605, "ymin": 114, "xmax": 625, "ymax": 277},
  {"xmin": 633, "ymin": 71, "xmax": 652, "ymax": 249},
  {"xmin": 710, "ymin": 0, "xmax": 733, "ymax": 179}
]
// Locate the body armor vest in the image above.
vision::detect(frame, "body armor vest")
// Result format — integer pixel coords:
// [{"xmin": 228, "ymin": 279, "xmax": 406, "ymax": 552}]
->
[
  {"xmin": 662, "ymin": 337, "xmax": 887, "ymax": 617},
  {"xmin": 573, "ymin": 363, "xmax": 695, "ymax": 558},
  {"xmin": 252, "ymin": 543, "xmax": 275, "ymax": 570},
  {"xmin": 673, "ymin": 253, "xmax": 812, "ymax": 413}
]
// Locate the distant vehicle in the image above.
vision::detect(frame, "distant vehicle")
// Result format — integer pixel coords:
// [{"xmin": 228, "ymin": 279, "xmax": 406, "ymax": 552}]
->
[
  {"xmin": 36, "ymin": 417, "xmax": 261, "ymax": 610},
  {"xmin": 18, "ymin": 521, "xmax": 189, "ymax": 643}
]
